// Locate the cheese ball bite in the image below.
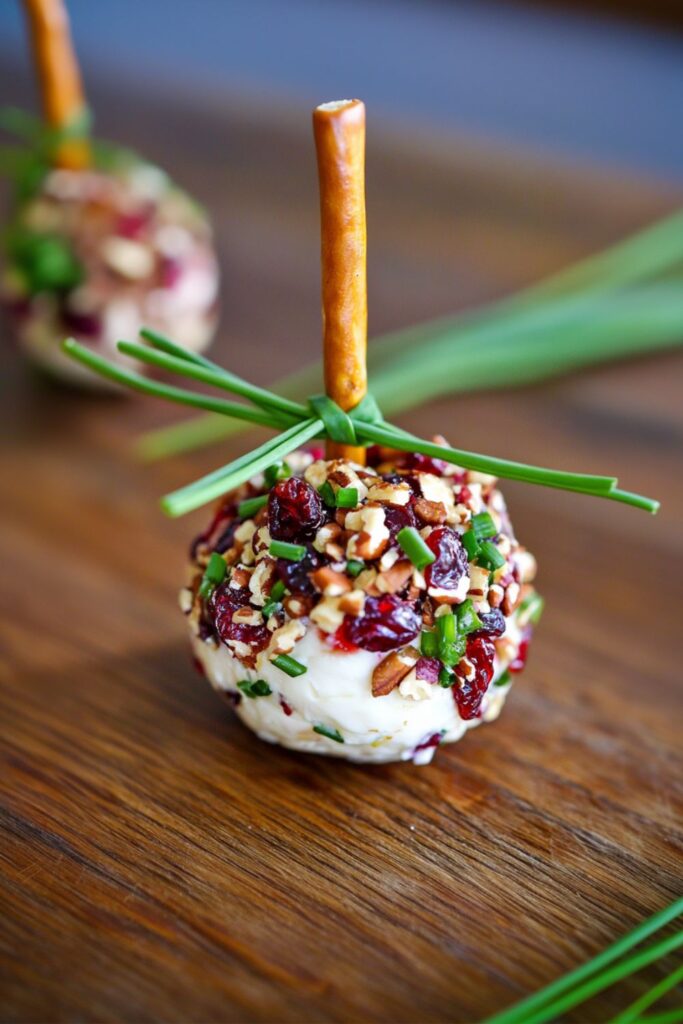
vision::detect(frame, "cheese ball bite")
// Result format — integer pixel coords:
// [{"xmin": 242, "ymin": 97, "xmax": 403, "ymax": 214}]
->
[
  {"xmin": 183, "ymin": 444, "xmax": 539, "ymax": 765},
  {"xmin": 2, "ymin": 159, "xmax": 219, "ymax": 387}
]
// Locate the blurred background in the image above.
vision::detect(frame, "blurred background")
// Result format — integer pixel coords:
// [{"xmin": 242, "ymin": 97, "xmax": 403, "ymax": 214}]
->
[{"xmin": 1, "ymin": 0, "xmax": 683, "ymax": 180}]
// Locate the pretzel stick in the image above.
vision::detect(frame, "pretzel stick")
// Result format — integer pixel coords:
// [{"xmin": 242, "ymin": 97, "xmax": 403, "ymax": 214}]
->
[
  {"xmin": 313, "ymin": 99, "xmax": 368, "ymax": 463},
  {"xmin": 23, "ymin": 0, "xmax": 89, "ymax": 169}
]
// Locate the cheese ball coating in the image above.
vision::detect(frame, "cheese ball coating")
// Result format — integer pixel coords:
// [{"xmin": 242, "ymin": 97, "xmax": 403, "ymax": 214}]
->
[{"xmin": 183, "ymin": 444, "xmax": 540, "ymax": 765}]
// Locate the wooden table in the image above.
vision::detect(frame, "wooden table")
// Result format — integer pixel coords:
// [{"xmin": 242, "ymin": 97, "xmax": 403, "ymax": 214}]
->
[{"xmin": 1, "ymin": 67, "xmax": 682, "ymax": 1023}]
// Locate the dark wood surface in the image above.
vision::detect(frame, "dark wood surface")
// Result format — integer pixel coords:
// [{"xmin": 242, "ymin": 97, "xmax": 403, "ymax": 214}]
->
[{"xmin": 1, "ymin": 67, "xmax": 682, "ymax": 1023}]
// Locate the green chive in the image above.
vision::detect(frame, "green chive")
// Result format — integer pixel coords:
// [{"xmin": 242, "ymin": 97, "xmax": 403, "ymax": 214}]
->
[
  {"xmin": 462, "ymin": 529, "xmax": 480, "ymax": 560},
  {"xmin": 437, "ymin": 611, "xmax": 466, "ymax": 666},
  {"xmin": 238, "ymin": 493, "xmax": 268, "ymax": 518},
  {"xmin": 237, "ymin": 679, "xmax": 272, "ymax": 699},
  {"xmin": 437, "ymin": 611, "xmax": 456, "ymax": 646},
  {"xmin": 264, "ymin": 461, "xmax": 291, "ymax": 487},
  {"xmin": 518, "ymin": 592, "xmax": 545, "ymax": 626},
  {"xmin": 335, "ymin": 486, "xmax": 358, "ymax": 508},
  {"xmin": 438, "ymin": 666, "xmax": 455, "ymax": 687},
  {"xmin": 346, "ymin": 559, "xmax": 365, "ymax": 578},
  {"xmin": 457, "ymin": 598, "xmax": 482, "ymax": 635},
  {"xmin": 272, "ymin": 654, "xmax": 307, "ymax": 677},
  {"xmin": 270, "ymin": 580, "xmax": 286, "ymax": 602},
  {"xmin": 198, "ymin": 552, "xmax": 227, "ymax": 599},
  {"xmin": 477, "ymin": 541, "xmax": 506, "ymax": 572},
  {"xmin": 397, "ymin": 526, "xmax": 436, "ymax": 571},
  {"xmin": 313, "ymin": 724, "xmax": 344, "ymax": 743},
  {"xmin": 420, "ymin": 630, "xmax": 438, "ymax": 657},
  {"xmin": 261, "ymin": 600, "xmax": 281, "ymax": 620},
  {"xmin": 270, "ymin": 540, "xmax": 306, "ymax": 561},
  {"xmin": 494, "ymin": 669, "xmax": 512, "ymax": 688},
  {"xmin": 318, "ymin": 480, "xmax": 336, "ymax": 507},
  {"xmin": 472, "ymin": 511, "xmax": 497, "ymax": 541}
]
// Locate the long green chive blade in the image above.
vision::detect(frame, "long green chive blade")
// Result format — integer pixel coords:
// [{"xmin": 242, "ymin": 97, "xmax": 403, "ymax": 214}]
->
[
  {"xmin": 117, "ymin": 339, "xmax": 306, "ymax": 421},
  {"xmin": 610, "ymin": 964, "xmax": 683, "ymax": 1024},
  {"xmin": 270, "ymin": 540, "xmax": 306, "ymax": 561},
  {"xmin": 397, "ymin": 526, "xmax": 436, "ymax": 571},
  {"xmin": 511, "ymin": 930, "xmax": 683, "ymax": 1024},
  {"xmin": 272, "ymin": 654, "xmax": 307, "ymax": 677},
  {"xmin": 61, "ymin": 339, "xmax": 286, "ymax": 429},
  {"xmin": 484, "ymin": 897, "xmax": 683, "ymax": 1024},
  {"xmin": 161, "ymin": 418, "xmax": 322, "ymax": 517}
]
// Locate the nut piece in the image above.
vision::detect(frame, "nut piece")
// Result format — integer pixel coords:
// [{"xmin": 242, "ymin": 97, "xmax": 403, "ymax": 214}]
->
[
  {"xmin": 367, "ymin": 481, "xmax": 412, "ymax": 506},
  {"xmin": 372, "ymin": 646, "xmax": 419, "ymax": 697},
  {"xmin": 414, "ymin": 498, "xmax": 447, "ymax": 525},
  {"xmin": 375, "ymin": 559, "xmax": 414, "ymax": 595},
  {"xmin": 230, "ymin": 566, "xmax": 253, "ymax": 589},
  {"xmin": 283, "ymin": 594, "xmax": 313, "ymax": 619},
  {"xmin": 338, "ymin": 588, "xmax": 366, "ymax": 617},
  {"xmin": 232, "ymin": 606, "xmax": 264, "ymax": 626},
  {"xmin": 249, "ymin": 558, "xmax": 277, "ymax": 606},
  {"xmin": 310, "ymin": 596, "xmax": 345, "ymax": 633},
  {"xmin": 269, "ymin": 619, "xmax": 306, "ymax": 655},
  {"xmin": 346, "ymin": 506, "xmax": 390, "ymax": 560},
  {"xmin": 311, "ymin": 566, "xmax": 353, "ymax": 597}
]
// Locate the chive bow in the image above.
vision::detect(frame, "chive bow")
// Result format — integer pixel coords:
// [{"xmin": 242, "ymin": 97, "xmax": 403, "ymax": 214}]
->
[{"xmin": 62, "ymin": 330, "xmax": 659, "ymax": 518}]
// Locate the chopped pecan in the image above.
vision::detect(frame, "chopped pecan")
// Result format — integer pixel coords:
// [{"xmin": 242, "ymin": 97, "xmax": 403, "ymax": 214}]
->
[
  {"xmin": 375, "ymin": 558, "xmax": 413, "ymax": 595},
  {"xmin": 502, "ymin": 581, "xmax": 521, "ymax": 616},
  {"xmin": 230, "ymin": 566, "xmax": 253, "ymax": 589},
  {"xmin": 372, "ymin": 646, "xmax": 420, "ymax": 697},
  {"xmin": 338, "ymin": 588, "xmax": 365, "ymax": 616},
  {"xmin": 414, "ymin": 498, "xmax": 447, "ymax": 525},
  {"xmin": 311, "ymin": 566, "xmax": 352, "ymax": 596},
  {"xmin": 283, "ymin": 594, "xmax": 314, "ymax": 618}
]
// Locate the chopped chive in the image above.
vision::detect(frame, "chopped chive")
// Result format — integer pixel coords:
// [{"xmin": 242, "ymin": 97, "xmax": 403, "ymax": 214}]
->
[
  {"xmin": 472, "ymin": 511, "xmax": 497, "ymax": 541},
  {"xmin": 518, "ymin": 591, "xmax": 545, "ymax": 626},
  {"xmin": 397, "ymin": 526, "xmax": 436, "ymax": 571},
  {"xmin": 477, "ymin": 540, "xmax": 506, "ymax": 572},
  {"xmin": 271, "ymin": 654, "xmax": 307, "ymax": 677},
  {"xmin": 346, "ymin": 559, "xmax": 365, "ymax": 578},
  {"xmin": 262, "ymin": 599, "xmax": 282, "ymax": 620},
  {"xmin": 318, "ymin": 480, "xmax": 336, "ymax": 507},
  {"xmin": 494, "ymin": 669, "xmax": 512, "ymax": 688},
  {"xmin": 420, "ymin": 630, "xmax": 438, "ymax": 657},
  {"xmin": 462, "ymin": 529, "xmax": 480, "ymax": 560},
  {"xmin": 198, "ymin": 551, "xmax": 227, "ymax": 599},
  {"xmin": 335, "ymin": 486, "xmax": 358, "ymax": 508},
  {"xmin": 313, "ymin": 724, "xmax": 344, "ymax": 743},
  {"xmin": 437, "ymin": 611, "xmax": 466, "ymax": 666},
  {"xmin": 270, "ymin": 540, "xmax": 306, "ymax": 561},
  {"xmin": 457, "ymin": 598, "xmax": 482, "ymax": 635},
  {"xmin": 237, "ymin": 678, "xmax": 272, "ymax": 698},
  {"xmin": 438, "ymin": 666, "xmax": 455, "ymax": 687},
  {"xmin": 270, "ymin": 579, "xmax": 286, "ymax": 602},
  {"xmin": 437, "ymin": 611, "xmax": 456, "ymax": 646},
  {"xmin": 238, "ymin": 493, "xmax": 268, "ymax": 518},
  {"xmin": 264, "ymin": 461, "xmax": 291, "ymax": 487}
]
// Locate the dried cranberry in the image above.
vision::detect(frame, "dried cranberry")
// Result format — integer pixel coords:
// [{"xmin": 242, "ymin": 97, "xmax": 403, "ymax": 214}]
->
[
  {"xmin": 472, "ymin": 609, "xmax": 506, "ymax": 638},
  {"xmin": 413, "ymin": 731, "xmax": 444, "ymax": 754},
  {"xmin": 340, "ymin": 594, "xmax": 421, "ymax": 652},
  {"xmin": 214, "ymin": 519, "xmax": 240, "ymax": 554},
  {"xmin": 115, "ymin": 208, "xmax": 151, "ymax": 238},
  {"xmin": 403, "ymin": 452, "xmax": 448, "ymax": 476},
  {"xmin": 268, "ymin": 477, "xmax": 325, "ymax": 541},
  {"xmin": 160, "ymin": 256, "xmax": 183, "ymax": 288},
  {"xmin": 383, "ymin": 502, "xmax": 417, "ymax": 540},
  {"xmin": 453, "ymin": 636, "xmax": 495, "ymax": 720},
  {"xmin": 210, "ymin": 581, "xmax": 270, "ymax": 654},
  {"xmin": 416, "ymin": 656, "xmax": 440, "ymax": 683},
  {"xmin": 61, "ymin": 306, "xmax": 102, "ymax": 338},
  {"xmin": 425, "ymin": 527, "xmax": 468, "ymax": 592},
  {"xmin": 276, "ymin": 544, "xmax": 322, "ymax": 596},
  {"xmin": 189, "ymin": 502, "xmax": 237, "ymax": 561},
  {"xmin": 509, "ymin": 626, "xmax": 533, "ymax": 673},
  {"xmin": 280, "ymin": 695, "xmax": 293, "ymax": 716}
]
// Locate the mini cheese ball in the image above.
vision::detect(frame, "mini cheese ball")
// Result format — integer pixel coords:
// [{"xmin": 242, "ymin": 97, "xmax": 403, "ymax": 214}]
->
[
  {"xmin": 2, "ymin": 158, "xmax": 219, "ymax": 387},
  {"xmin": 183, "ymin": 443, "xmax": 540, "ymax": 765}
]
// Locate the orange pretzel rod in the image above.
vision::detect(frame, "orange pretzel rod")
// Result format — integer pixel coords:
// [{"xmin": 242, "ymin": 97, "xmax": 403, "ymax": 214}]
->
[
  {"xmin": 23, "ymin": 0, "xmax": 89, "ymax": 169},
  {"xmin": 313, "ymin": 99, "xmax": 368, "ymax": 464}
]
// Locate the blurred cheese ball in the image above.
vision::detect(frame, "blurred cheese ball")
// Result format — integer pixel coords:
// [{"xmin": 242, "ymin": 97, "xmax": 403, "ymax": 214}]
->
[
  {"xmin": 184, "ymin": 444, "xmax": 541, "ymax": 765},
  {"xmin": 2, "ymin": 159, "xmax": 219, "ymax": 386}
]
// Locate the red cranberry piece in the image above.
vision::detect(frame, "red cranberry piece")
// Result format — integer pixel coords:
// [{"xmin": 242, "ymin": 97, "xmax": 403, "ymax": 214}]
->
[
  {"xmin": 509, "ymin": 626, "xmax": 533, "ymax": 673},
  {"xmin": 383, "ymin": 502, "xmax": 417, "ymax": 540},
  {"xmin": 268, "ymin": 477, "xmax": 325, "ymax": 541},
  {"xmin": 115, "ymin": 208, "xmax": 151, "ymax": 239},
  {"xmin": 340, "ymin": 594, "xmax": 421, "ymax": 652},
  {"xmin": 327, "ymin": 628, "xmax": 359, "ymax": 653},
  {"xmin": 276, "ymin": 544, "xmax": 322, "ymax": 595},
  {"xmin": 210, "ymin": 581, "xmax": 270, "ymax": 654},
  {"xmin": 189, "ymin": 502, "xmax": 237, "ymax": 561},
  {"xmin": 472, "ymin": 609, "xmax": 506, "ymax": 638},
  {"xmin": 425, "ymin": 527, "xmax": 468, "ymax": 591},
  {"xmin": 160, "ymin": 256, "xmax": 183, "ymax": 288},
  {"xmin": 453, "ymin": 636, "xmax": 495, "ymax": 720},
  {"xmin": 61, "ymin": 307, "xmax": 102, "ymax": 339},
  {"xmin": 413, "ymin": 730, "xmax": 445, "ymax": 754},
  {"xmin": 404, "ymin": 452, "xmax": 448, "ymax": 476},
  {"xmin": 280, "ymin": 695, "xmax": 293, "ymax": 716},
  {"xmin": 416, "ymin": 656, "xmax": 440, "ymax": 683}
]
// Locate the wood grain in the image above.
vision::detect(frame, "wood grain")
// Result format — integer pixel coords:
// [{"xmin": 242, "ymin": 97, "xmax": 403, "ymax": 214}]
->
[{"xmin": 1, "ymin": 64, "xmax": 682, "ymax": 1023}]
